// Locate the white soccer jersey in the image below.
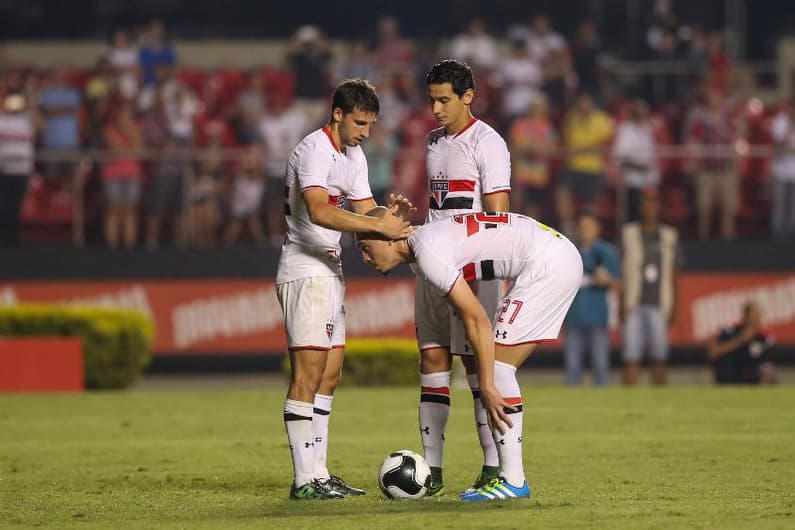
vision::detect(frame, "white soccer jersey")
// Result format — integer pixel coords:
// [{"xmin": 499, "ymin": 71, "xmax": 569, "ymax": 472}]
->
[
  {"xmin": 424, "ymin": 118, "xmax": 511, "ymax": 222},
  {"xmin": 410, "ymin": 212, "xmax": 583, "ymax": 344},
  {"xmin": 276, "ymin": 127, "xmax": 373, "ymax": 284},
  {"xmin": 410, "ymin": 213, "xmax": 569, "ymax": 295}
]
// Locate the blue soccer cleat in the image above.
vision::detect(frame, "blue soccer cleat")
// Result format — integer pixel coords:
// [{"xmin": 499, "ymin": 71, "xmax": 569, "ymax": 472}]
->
[{"xmin": 459, "ymin": 477, "xmax": 531, "ymax": 501}]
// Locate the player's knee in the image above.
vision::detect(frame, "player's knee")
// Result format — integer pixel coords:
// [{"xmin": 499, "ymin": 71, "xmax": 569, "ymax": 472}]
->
[{"xmin": 420, "ymin": 350, "xmax": 451, "ymax": 373}]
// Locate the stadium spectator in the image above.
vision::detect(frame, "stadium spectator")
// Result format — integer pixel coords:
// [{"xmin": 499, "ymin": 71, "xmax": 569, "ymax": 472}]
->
[
  {"xmin": 361, "ymin": 122, "xmax": 398, "ymax": 206},
  {"xmin": 142, "ymin": 92, "xmax": 184, "ymax": 249},
  {"xmin": 449, "ymin": 18, "xmax": 498, "ymax": 71},
  {"xmin": 104, "ymin": 28, "xmax": 140, "ymax": 100},
  {"xmin": 508, "ymin": 94, "xmax": 556, "ymax": 220},
  {"xmin": 570, "ymin": 19, "xmax": 603, "ymax": 101},
  {"xmin": 527, "ymin": 14, "xmax": 567, "ymax": 65},
  {"xmin": 707, "ymin": 301, "xmax": 776, "ymax": 385},
  {"xmin": 770, "ymin": 99, "xmax": 795, "ymax": 238},
  {"xmin": 496, "ymin": 38, "xmax": 543, "ymax": 125},
  {"xmin": 286, "ymin": 25, "xmax": 332, "ymax": 129},
  {"xmin": 231, "ymin": 69, "xmax": 266, "ymax": 145},
  {"xmin": 683, "ymin": 89, "xmax": 739, "ymax": 239},
  {"xmin": 620, "ymin": 189, "xmax": 680, "ymax": 385},
  {"xmin": 541, "ymin": 47, "xmax": 572, "ymax": 118},
  {"xmin": 258, "ymin": 96, "xmax": 308, "ymax": 246},
  {"xmin": 101, "ymin": 100, "xmax": 143, "ymax": 249},
  {"xmin": 138, "ymin": 19, "xmax": 177, "ymax": 87},
  {"xmin": 374, "ymin": 16, "xmax": 414, "ymax": 72},
  {"xmin": 165, "ymin": 82, "xmax": 199, "ymax": 145},
  {"xmin": 556, "ymin": 92, "xmax": 614, "ymax": 235},
  {"xmin": 333, "ymin": 40, "xmax": 376, "ymax": 84},
  {"xmin": 564, "ymin": 210, "xmax": 621, "ymax": 386},
  {"xmin": 188, "ymin": 139, "xmax": 226, "ymax": 248},
  {"xmin": 222, "ymin": 146, "xmax": 266, "ymax": 246},
  {"xmin": 612, "ymin": 99, "xmax": 659, "ymax": 222},
  {"xmin": 36, "ymin": 66, "xmax": 82, "ymax": 182},
  {"xmin": 83, "ymin": 56, "xmax": 114, "ymax": 148},
  {"xmin": 0, "ymin": 93, "xmax": 35, "ymax": 247}
]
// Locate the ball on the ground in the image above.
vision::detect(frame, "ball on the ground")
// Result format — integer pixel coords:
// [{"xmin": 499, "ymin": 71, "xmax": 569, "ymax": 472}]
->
[{"xmin": 378, "ymin": 449, "xmax": 431, "ymax": 500}]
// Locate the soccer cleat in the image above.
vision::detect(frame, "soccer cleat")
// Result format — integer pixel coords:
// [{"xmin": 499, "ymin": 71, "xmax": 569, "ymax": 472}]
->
[
  {"xmin": 289, "ymin": 479, "xmax": 345, "ymax": 500},
  {"xmin": 462, "ymin": 465, "xmax": 500, "ymax": 495},
  {"xmin": 459, "ymin": 477, "xmax": 531, "ymax": 502},
  {"xmin": 322, "ymin": 475, "xmax": 366, "ymax": 496},
  {"xmin": 425, "ymin": 467, "xmax": 445, "ymax": 496}
]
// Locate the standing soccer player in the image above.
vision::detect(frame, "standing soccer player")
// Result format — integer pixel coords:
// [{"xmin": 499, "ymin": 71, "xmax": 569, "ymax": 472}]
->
[
  {"xmin": 357, "ymin": 208, "xmax": 583, "ymax": 500},
  {"xmin": 276, "ymin": 78, "xmax": 412, "ymax": 500},
  {"xmin": 418, "ymin": 60, "xmax": 512, "ymax": 495}
]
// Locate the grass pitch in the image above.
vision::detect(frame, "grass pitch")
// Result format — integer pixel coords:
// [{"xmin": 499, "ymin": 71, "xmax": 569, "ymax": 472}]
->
[{"xmin": 1, "ymin": 383, "xmax": 794, "ymax": 529}]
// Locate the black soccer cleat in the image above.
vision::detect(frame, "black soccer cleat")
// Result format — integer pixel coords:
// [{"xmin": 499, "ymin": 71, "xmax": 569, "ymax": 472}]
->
[
  {"xmin": 322, "ymin": 474, "xmax": 366, "ymax": 496},
  {"xmin": 289, "ymin": 479, "xmax": 345, "ymax": 500}
]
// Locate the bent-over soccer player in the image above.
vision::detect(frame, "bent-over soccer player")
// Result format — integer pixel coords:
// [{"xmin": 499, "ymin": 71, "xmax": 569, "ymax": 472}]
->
[{"xmin": 357, "ymin": 208, "xmax": 582, "ymax": 501}]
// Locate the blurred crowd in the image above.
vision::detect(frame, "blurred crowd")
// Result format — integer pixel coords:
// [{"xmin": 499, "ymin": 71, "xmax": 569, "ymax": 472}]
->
[{"xmin": 0, "ymin": 9, "xmax": 793, "ymax": 249}]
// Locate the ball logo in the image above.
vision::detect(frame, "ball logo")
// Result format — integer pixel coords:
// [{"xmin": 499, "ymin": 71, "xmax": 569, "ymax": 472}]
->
[{"xmin": 430, "ymin": 180, "xmax": 449, "ymax": 208}]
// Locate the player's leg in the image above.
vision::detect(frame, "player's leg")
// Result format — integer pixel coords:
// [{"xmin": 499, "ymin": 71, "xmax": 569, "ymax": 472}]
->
[
  {"xmin": 454, "ymin": 280, "xmax": 500, "ymax": 492},
  {"xmin": 416, "ymin": 277, "xmax": 453, "ymax": 494},
  {"xmin": 277, "ymin": 277, "xmax": 344, "ymax": 499},
  {"xmin": 463, "ymin": 242, "xmax": 581, "ymax": 501}
]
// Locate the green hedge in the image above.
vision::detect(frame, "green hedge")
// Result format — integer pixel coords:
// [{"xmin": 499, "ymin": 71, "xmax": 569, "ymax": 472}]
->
[
  {"xmin": 283, "ymin": 338, "xmax": 420, "ymax": 386},
  {"xmin": 0, "ymin": 304, "xmax": 154, "ymax": 389}
]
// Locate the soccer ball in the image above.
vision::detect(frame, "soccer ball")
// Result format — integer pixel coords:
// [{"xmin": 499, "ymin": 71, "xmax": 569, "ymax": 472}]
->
[{"xmin": 378, "ymin": 449, "xmax": 431, "ymax": 500}]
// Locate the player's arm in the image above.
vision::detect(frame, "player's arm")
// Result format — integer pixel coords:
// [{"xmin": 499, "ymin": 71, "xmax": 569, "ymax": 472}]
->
[
  {"xmin": 482, "ymin": 191, "xmax": 509, "ymax": 213},
  {"xmin": 446, "ymin": 277, "xmax": 515, "ymax": 434},
  {"xmin": 303, "ymin": 188, "xmax": 411, "ymax": 239}
]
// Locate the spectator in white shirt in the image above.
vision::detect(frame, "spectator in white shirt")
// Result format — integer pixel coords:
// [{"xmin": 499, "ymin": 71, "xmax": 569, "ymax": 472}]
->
[
  {"xmin": 771, "ymin": 99, "xmax": 795, "ymax": 238},
  {"xmin": 497, "ymin": 39, "xmax": 543, "ymax": 124},
  {"xmin": 449, "ymin": 18, "xmax": 498, "ymax": 71},
  {"xmin": 527, "ymin": 14, "xmax": 567, "ymax": 65},
  {"xmin": 0, "ymin": 94, "xmax": 35, "ymax": 246},
  {"xmin": 612, "ymin": 100, "xmax": 659, "ymax": 222}
]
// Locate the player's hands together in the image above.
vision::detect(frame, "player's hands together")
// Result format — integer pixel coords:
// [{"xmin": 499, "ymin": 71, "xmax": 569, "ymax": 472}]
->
[
  {"xmin": 378, "ymin": 203, "xmax": 415, "ymax": 240},
  {"xmin": 387, "ymin": 192, "xmax": 417, "ymax": 221},
  {"xmin": 480, "ymin": 384, "xmax": 515, "ymax": 435}
]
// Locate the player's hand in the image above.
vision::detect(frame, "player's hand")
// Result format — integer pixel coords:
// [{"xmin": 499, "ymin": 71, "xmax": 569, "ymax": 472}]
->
[
  {"xmin": 480, "ymin": 384, "xmax": 515, "ymax": 435},
  {"xmin": 387, "ymin": 192, "xmax": 417, "ymax": 220},
  {"xmin": 378, "ymin": 203, "xmax": 414, "ymax": 240}
]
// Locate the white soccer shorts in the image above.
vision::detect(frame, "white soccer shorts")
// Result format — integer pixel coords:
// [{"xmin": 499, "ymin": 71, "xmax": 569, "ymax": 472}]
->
[
  {"xmin": 276, "ymin": 275, "xmax": 346, "ymax": 351},
  {"xmin": 415, "ymin": 276, "xmax": 501, "ymax": 355},
  {"xmin": 492, "ymin": 242, "xmax": 583, "ymax": 346}
]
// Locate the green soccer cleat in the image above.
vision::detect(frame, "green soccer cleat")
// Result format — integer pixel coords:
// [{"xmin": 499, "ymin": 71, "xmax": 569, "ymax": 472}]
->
[
  {"xmin": 322, "ymin": 475, "xmax": 366, "ymax": 496},
  {"xmin": 289, "ymin": 479, "xmax": 345, "ymax": 500},
  {"xmin": 462, "ymin": 465, "xmax": 500, "ymax": 495},
  {"xmin": 426, "ymin": 466, "xmax": 445, "ymax": 497}
]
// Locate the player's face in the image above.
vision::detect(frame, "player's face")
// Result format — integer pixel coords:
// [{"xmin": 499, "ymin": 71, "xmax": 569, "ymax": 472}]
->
[
  {"xmin": 358, "ymin": 239, "xmax": 400, "ymax": 275},
  {"xmin": 427, "ymin": 83, "xmax": 473, "ymax": 130},
  {"xmin": 335, "ymin": 107, "xmax": 377, "ymax": 147}
]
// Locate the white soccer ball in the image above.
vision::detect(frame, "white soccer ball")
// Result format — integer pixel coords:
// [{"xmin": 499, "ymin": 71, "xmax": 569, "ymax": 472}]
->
[{"xmin": 378, "ymin": 449, "xmax": 431, "ymax": 500}]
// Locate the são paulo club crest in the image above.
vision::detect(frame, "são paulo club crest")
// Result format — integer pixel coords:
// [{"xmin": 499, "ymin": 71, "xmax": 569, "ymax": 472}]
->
[
  {"xmin": 430, "ymin": 180, "xmax": 449, "ymax": 208},
  {"xmin": 325, "ymin": 322, "xmax": 334, "ymax": 340}
]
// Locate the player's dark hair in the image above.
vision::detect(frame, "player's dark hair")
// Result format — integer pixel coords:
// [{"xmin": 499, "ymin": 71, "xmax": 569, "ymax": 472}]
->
[
  {"xmin": 355, "ymin": 206, "xmax": 390, "ymax": 243},
  {"xmin": 426, "ymin": 60, "xmax": 475, "ymax": 98},
  {"xmin": 331, "ymin": 78, "xmax": 379, "ymax": 116}
]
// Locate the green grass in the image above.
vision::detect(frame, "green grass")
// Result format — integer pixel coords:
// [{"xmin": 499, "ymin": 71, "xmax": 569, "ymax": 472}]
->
[{"xmin": 1, "ymin": 385, "xmax": 794, "ymax": 529}]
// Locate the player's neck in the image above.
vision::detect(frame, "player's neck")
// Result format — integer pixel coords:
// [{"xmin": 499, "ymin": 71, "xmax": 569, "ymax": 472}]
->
[
  {"xmin": 445, "ymin": 111, "xmax": 475, "ymax": 136},
  {"xmin": 323, "ymin": 122, "xmax": 344, "ymax": 153},
  {"xmin": 398, "ymin": 239, "xmax": 414, "ymax": 263}
]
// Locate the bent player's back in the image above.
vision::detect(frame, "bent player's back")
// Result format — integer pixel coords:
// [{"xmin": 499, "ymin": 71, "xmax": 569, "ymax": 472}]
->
[{"xmin": 410, "ymin": 212, "xmax": 573, "ymax": 287}]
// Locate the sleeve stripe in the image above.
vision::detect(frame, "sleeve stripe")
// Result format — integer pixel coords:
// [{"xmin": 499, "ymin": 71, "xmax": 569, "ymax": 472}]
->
[
  {"xmin": 347, "ymin": 196, "xmax": 374, "ymax": 202},
  {"xmin": 301, "ymin": 185, "xmax": 328, "ymax": 192},
  {"xmin": 482, "ymin": 188, "xmax": 511, "ymax": 196},
  {"xmin": 444, "ymin": 273, "xmax": 462, "ymax": 297}
]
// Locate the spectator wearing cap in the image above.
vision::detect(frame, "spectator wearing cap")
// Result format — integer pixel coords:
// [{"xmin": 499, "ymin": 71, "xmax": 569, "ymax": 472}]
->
[{"xmin": 620, "ymin": 189, "xmax": 682, "ymax": 385}]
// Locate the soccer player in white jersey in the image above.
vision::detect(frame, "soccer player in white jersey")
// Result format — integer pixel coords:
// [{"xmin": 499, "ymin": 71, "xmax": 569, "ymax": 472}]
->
[
  {"xmin": 276, "ymin": 78, "xmax": 413, "ymax": 500},
  {"xmin": 419, "ymin": 60, "xmax": 512, "ymax": 495},
  {"xmin": 357, "ymin": 208, "xmax": 583, "ymax": 501}
]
